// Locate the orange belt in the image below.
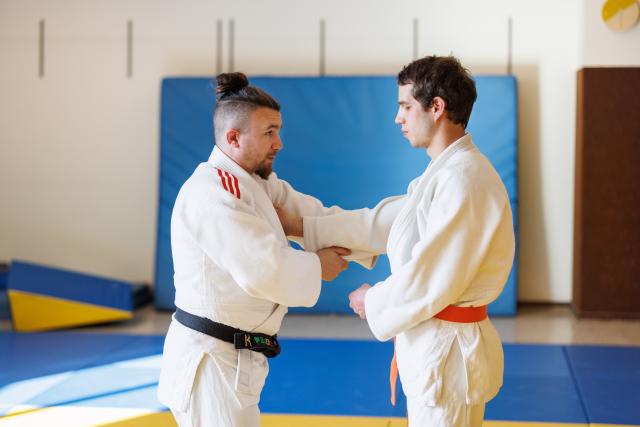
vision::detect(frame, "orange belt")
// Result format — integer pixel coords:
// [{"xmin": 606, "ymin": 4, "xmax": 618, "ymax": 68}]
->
[{"xmin": 389, "ymin": 305, "xmax": 487, "ymax": 406}]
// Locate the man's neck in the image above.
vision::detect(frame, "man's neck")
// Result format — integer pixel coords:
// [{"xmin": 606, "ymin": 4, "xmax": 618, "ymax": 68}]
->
[
  {"xmin": 218, "ymin": 145, "xmax": 254, "ymax": 175},
  {"xmin": 427, "ymin": 126, "xmax": 466, "ymax": 160}
]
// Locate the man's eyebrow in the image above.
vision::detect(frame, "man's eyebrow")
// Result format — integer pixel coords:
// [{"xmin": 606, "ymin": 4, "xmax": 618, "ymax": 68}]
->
[
  {"xmin": 398, "ymin": 101, "xmax": 410, "ymax": 106},
  {"xmin": 265, "ymin": 123, "xmax": 281, "ymax": 130}
]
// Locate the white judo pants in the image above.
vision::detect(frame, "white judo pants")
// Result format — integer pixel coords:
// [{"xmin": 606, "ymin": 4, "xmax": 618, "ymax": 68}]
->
[
  {"xmin": 407, "ymin": 341, "xmax": 485, "ymax": 427},
  {"xmin": 158, "ymin": 320, "xmax": 267, "ymax": 427},
  {"xmin": 170, "ymin": 354, "xmax": 261, "ymax": 427}
]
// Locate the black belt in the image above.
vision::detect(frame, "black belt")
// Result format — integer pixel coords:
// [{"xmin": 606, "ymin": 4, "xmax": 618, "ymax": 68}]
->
[{"xmin": 174, "ymin": 308, "xmax": 281, "ymax": 358}]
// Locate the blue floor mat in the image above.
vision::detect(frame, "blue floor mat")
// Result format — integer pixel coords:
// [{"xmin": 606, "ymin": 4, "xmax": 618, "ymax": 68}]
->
[
  {"xmin": 486, "ymin": 344, "xmax": 587, "ymax": 422},
  {"xmin": 262, "ymin": 338, "xmax": 406, "ymax": 417},
  {"xmin": 565, "ymin": 345, "xmax": 640, "ymax": 425},
  {"xmin": 0, "ymin": 331, "xmax": 639, "ymax": 425}
]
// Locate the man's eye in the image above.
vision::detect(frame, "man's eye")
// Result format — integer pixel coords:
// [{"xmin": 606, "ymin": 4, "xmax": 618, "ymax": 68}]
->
[{"xmin": 266, "ymin": 131, "xmax": 273, "ymax": 136}]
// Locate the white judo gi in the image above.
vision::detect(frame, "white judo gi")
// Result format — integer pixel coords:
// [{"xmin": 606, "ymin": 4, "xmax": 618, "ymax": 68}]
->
[
  {"xmin": 302, "ymin": 135, "xmax": 516, "ymax": 426},
  {"xmin": 157, "ymin": 146, "xmax": 371, "ymax": 426}
]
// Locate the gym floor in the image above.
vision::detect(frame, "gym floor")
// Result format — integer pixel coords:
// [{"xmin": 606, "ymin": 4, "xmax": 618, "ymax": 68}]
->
[{"xmin": 1, "ymin": 304, "xmax": 639, "ymax": 427}]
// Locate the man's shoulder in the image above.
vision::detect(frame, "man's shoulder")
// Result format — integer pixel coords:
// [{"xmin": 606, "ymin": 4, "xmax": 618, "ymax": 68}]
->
[
  {"xmin": 440, "ymin": 148, "xmax": 497, "ymax": 178},
  {"xmin": 438, "ymin": 151, "xmax": 509, "ymax": 204},
  {"xmin": 210, "ymin": 165, "xmax": 245, "ymax": 200},
  {"xmin": 179, "ymin": 163, "xmax": 252, "ymax": 206},
  {"xmin": 427, "ymin": 156, "xmax": 484, "ymax": 193}
]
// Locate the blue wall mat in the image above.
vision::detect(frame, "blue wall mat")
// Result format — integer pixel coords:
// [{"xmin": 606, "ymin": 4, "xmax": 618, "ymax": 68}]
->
[
  {"xmin": 155, "ymin": 76, "xmax": 518, "ymax": 315},
  {"xmin": 0, "ymin": 264, "xmax": 10, "ymax": 320},
  {"xmin": 0, "ymin": 264, "xmax": 7, "ymax": 290},
  {"xmin": 0, "ymin": 291, "xmax": 9, "ymax": 320}
]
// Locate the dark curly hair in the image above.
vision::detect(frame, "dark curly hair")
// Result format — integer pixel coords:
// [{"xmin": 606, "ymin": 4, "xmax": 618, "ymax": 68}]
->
[
  {"xmin": 213, "ymin": 72, "xmax": 280, "ymax": 143},
  {"xmin": 397, "ymin": 56, "xmax": 476, "ymax": 128}
]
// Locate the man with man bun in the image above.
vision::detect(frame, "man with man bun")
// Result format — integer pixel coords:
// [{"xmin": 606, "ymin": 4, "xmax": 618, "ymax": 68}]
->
[{"xmin": 157, "ymin": 72, "xmax": 364, "ymax": 426}]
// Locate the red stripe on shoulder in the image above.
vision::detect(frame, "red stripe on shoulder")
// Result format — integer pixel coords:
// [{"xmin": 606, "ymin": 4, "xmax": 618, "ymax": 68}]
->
[
  {"xmin": 216, "ymin": 168, "xmax": 229, "ymax": 192},
  {"xmin": 223, "ymin": 172, "xmax": 237, "ymax": 198},
  {"xmin": 232, "ymin": 174, "xmax": 241, "ymax": 198},
  {"xmin": 215, "ymin": 168, "xmax": 241, "ymax": 199}
]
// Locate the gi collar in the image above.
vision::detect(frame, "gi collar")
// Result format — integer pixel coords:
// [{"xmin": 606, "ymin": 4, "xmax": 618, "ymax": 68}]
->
[
  {"xmin": 428, "ymin": 133, "xmax": 476, "ymax": 170},
  {"xmin": 208, "ymin": 146, "xmax": 255, "ymax": 181}
]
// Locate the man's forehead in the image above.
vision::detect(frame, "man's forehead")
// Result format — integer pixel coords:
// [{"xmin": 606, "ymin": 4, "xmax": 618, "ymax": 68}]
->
[
  {"xmin": 397, "ymin": 84, "xmax": 415, "ymax": 103},
  {"xmin": 252, "ymin": 107, "xmax": 282, "ymax": 126}
]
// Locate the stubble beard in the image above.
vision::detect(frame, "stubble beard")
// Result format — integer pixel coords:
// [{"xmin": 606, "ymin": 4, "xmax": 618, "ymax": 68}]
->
[{"xmin": 255, "ymin": 161, "xmax": 273, "ymax": 180}]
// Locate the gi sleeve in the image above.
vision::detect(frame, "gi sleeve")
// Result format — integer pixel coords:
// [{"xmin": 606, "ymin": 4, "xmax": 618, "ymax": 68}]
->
[
  {"xmin": 301, "ymin": 195, "xmax": 406, "ymax": 263},
  {"xmin": 364, "ymin": 174, "xmax": 511, "ymax": 341},
  {"xmin": 267, "ymin": 173, "xmax": 345, "ymax": 220},
  {"xmin": 180, "ymin": 187, "xmax": 322, "ymax": 308},
  {"xmin": 267, "ymin": 174, "xmax": 388, "ymax": 268}
]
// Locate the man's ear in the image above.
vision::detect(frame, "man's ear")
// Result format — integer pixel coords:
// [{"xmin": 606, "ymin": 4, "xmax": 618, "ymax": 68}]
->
[
  {"xmin": 225, "ymin": 129, "xmax": 241, "ymax": 148},
  {"xmin": 432, "ymin": 96, "xmax": 447, "ymax": 121}
]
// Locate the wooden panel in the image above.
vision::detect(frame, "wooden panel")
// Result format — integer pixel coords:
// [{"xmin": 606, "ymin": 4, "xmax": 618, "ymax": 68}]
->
[{"xmin": 573, "ymin": 68, "xmax": 640, "ymax": 318}]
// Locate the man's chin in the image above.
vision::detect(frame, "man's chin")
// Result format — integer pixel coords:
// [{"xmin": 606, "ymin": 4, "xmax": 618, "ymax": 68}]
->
[
  {"xmin": 409, "ymin": 138, "xmax": 427, "ymax": 149},
  {"xmin": 255, "ymin": 164, "xmax": 273, "ymax": 180}
]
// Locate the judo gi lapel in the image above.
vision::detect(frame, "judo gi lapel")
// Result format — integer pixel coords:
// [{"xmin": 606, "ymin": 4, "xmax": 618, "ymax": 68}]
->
[
  {"xmin": 209, "ymin": 147, "xmax": 287, "ymax": 242},
  {"xmin": 386, "ymin": 134, "xmax": 475, "ymax": 269}
]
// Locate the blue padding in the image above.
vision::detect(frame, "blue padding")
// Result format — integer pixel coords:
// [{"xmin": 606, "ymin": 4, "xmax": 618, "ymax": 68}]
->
[
  {"xmin": 489, "ymin": 377, "xmax": 587, "ymax": 422},
  {"xmin": 263, "ymin": 341, "xmax": 587, "ymax": 422},
  {"xmin": 0, "ymin": 266, "xmax": 7, "ymax": 319},
  {"xmin": 0, "ymin": 291, "xmax": 9, "ymax": 320},
  {"xmin": 0, "ymin": 332, "xmax": 164, "ymax": 388},
  {"xmin": 487, "ymin": 344, "xmax": 587, "ymax": 422},
  {"xmin": 565, "ymin": 345, "xmax": 640, "ymax": 425},
  {"xmin": 262, "ymin": 338, "xmax": 406, "ymax": 417},
  {"xmin": 27, "ymin": 364, "xmax": 162, "ymax": 410},
  {"xmin": 0, "ymin": 331, "xmax": 165, "ymax": 415},
  {"xmin": 0, "ymin": 265, "xmax": 7, "ymax": 290},
  {"xmin": 155, "ymin": 76, "xmax": 518, "ymax": 315},
  {"xmin": 7, "ymin": 261, "xmax": 133, "ymax": 312},
  {"xmin": 0, "ymin": 331, "xmax": 638, "ymax": 425}
]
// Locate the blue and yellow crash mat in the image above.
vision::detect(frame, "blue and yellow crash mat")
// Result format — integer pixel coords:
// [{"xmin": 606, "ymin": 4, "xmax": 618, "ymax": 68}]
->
[
  {"xmin": 6, "ymin": 261, "xmax": 139, "ymax": 332},
  {"xmin": 0, "ymin": 332, "xmax": 638, "ymax": 426}
]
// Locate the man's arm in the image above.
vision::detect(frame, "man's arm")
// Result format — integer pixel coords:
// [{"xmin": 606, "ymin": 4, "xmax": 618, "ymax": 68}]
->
[
  {"xmin": 274, "ymin": 194, "xmax": 405, "ymax": 268},
  {"xmin": 268, "ymin": 174, "xmax": 404, "ymax": 268},
  {"xmin": 267, "ymin": 173, "xmax": 344, "ymax": 221},
  {"xmin": 301, "ymin": 195, "xmax": 405, "ymax": 256}
]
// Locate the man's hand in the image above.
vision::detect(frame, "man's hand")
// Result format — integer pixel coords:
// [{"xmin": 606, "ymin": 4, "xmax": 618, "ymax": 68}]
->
[
  {"xmin": 349, "ymin": 284, "xmax": 371, "ymax": 319},
  {"xmin": 275, "ymin": 205, "xmax": 303, "ymax": 237},
  {"xmin": 316, "ymin": 247, "xmax": 351, "ymax": 281}
]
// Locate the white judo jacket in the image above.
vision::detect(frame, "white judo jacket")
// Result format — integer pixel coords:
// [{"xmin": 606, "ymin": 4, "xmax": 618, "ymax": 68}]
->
[
  {"xmin": 302, "ymin": 135, "xmax": 516, "ymax": 406},
  {"xmin": 158, "ymin": 146, "xmax": 363, "ymax": 412}
]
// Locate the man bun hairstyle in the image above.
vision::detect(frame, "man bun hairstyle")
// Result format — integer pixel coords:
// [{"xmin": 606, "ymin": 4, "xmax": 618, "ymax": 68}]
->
[
  {"xmin": 397, "ymin": 55, "xmax": 477, "ymax": 128},
  {"xmin": 214, "ymin": 72, "xmax": 280, "ymax": 109},
  {"xmin": 213, "ymin": 72, "xmax": 280, "ymax": 144},
  {"xmin": 215, "ymin": 72, "xmax": 250, "ymax": 98}
]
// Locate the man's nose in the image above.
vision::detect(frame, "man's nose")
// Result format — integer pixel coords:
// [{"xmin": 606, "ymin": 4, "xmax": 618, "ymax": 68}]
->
[{"xmin": 274, "ymin": 135, "xmax": 283, "ymax": 150}]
